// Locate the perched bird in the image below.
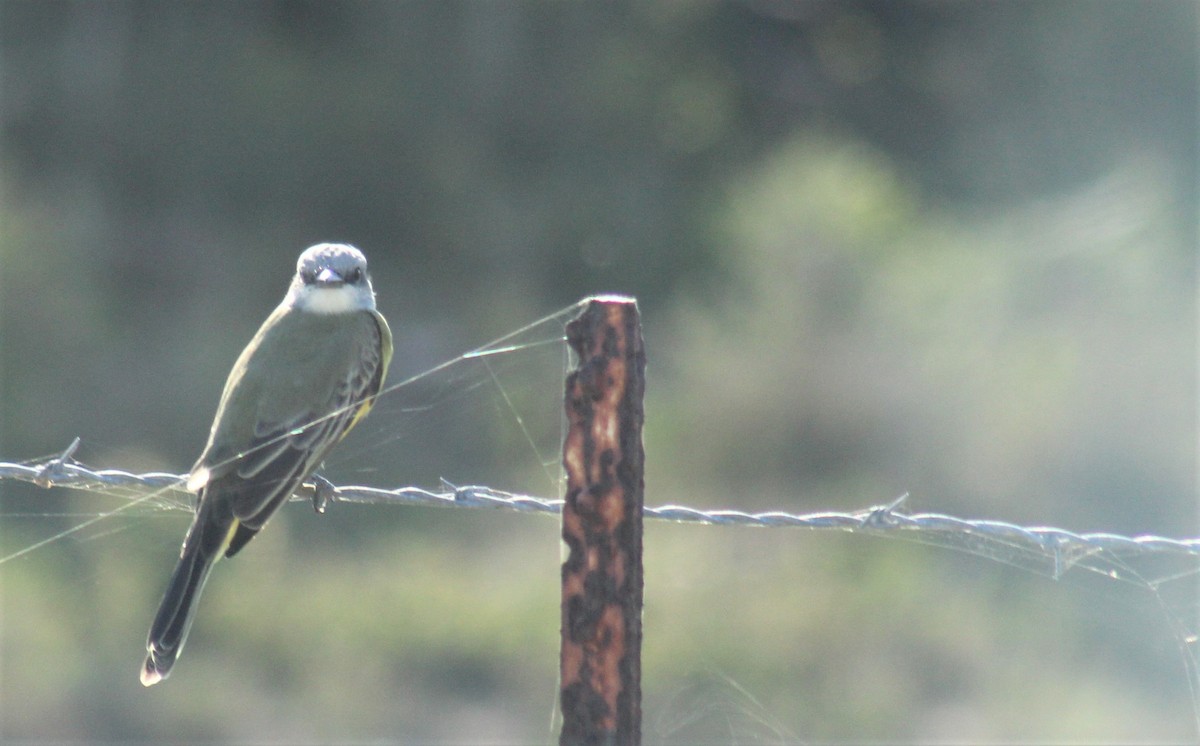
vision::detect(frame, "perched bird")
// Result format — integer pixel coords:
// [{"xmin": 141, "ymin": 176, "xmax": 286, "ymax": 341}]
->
[{"xmin": 141, "ymin": 243, "xmax": 392, "ymax": 686}]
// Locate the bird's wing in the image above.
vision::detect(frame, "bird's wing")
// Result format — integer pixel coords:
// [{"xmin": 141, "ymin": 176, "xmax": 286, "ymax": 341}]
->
[{"xmin": 219, "ymin": 315, "xmax": 388, "ymax": 529}]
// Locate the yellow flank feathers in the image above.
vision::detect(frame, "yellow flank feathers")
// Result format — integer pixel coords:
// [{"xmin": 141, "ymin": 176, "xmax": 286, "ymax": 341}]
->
[
  {"xmin": 342, "ymin": 399, "xmax": 375, "ymax": 440},
  {"xmin": 218, "ymin": 519, "xmax": 240, "ymax": 558}
]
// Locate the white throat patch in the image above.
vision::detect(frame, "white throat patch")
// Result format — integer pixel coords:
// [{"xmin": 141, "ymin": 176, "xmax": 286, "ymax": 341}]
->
[{"xmin": 300, "ymin": 285, "xmax": 366, "ymax": 315}]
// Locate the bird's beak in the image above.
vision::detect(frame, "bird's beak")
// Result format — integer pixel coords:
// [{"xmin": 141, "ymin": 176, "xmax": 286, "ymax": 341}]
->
[{"xmin": 315, "ymin": 268, "xmax": 344, "ymax": 286}]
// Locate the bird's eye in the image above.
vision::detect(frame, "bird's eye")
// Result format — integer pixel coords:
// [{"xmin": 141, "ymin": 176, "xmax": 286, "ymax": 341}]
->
[
  {"xmin": 347, "ymin": 267, "xmax": 363, "ymax": 283},
  {"xmin": 300, "ymin": 269, "xmax": 317, "ymax": 284}
]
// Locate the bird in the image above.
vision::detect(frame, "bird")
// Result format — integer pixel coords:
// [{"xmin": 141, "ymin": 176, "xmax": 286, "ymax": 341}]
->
[{"xmin": 140, "ymin": 243, "xmax": 392, "ymax": 686}]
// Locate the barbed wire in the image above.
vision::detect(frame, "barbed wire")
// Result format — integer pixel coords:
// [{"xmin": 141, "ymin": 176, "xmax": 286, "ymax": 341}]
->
[{"xmin": 5, "ymin": 440, "xmax": 1200, "ymax": 576}]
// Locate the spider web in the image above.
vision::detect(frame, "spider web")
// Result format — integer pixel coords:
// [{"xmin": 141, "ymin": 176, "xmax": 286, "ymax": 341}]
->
[
  {"xmin": 0, "ymin": 301, "xmax": 581, "ymax": 564},
  {"xmin": 0, "ymin": 299, "xmax": 1198, "ymax": 740}
]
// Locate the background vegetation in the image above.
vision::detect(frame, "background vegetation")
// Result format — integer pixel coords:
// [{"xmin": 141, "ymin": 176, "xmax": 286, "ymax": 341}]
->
[{"xmin": 1, "ymin": 1, "xmax": 1196, "ymax": 741}]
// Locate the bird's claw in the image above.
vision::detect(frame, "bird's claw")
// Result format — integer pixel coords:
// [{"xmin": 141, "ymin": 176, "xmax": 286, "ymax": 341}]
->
[{"xmin": 309, "ymin": 473, "xmax": 337, "ymax": 514}]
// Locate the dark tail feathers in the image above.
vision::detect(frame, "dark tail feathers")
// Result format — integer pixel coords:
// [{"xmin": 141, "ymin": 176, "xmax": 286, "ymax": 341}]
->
[{"xmin": 140, "ymin": 505, "xmax": 227, "ymax": 686}]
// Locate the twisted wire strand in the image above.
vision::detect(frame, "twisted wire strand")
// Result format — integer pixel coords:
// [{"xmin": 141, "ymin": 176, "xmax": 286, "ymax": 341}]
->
[{"xmin": 4, "ymin": 447, "xmax": 1199, "ymax": 570}]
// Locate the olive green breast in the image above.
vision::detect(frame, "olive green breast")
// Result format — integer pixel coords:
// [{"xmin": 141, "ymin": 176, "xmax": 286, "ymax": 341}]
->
[{"xmin": 199, "ymin": 304, "xmax": 386, "ymax": 468}]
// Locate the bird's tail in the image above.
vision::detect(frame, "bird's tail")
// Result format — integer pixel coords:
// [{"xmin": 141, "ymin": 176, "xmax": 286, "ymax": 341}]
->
[{"xmin": 141, "ymin": 500, "xmax": 231, "ymax": 687}]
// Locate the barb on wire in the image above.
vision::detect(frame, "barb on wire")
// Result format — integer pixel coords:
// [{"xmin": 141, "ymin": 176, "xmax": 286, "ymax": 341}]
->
[
  {"xmin": 4, "ymin": 453, "xmax": 1200, "ymax": 574},
  {"xmin": 7, "ymin": 448, "xmax": 190, "ymax": 495}
]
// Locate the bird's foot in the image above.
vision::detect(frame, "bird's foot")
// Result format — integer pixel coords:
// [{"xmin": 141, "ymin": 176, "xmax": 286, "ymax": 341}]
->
[{"xmin": 309, "ymin": 473, "xmax": 337, "ymax": 514}]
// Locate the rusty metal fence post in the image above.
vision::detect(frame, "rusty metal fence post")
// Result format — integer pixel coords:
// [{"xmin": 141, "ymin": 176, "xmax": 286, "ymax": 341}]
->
[{"xmin": 559, "ymin": 296, "xmax": 645, "ymax": 746}]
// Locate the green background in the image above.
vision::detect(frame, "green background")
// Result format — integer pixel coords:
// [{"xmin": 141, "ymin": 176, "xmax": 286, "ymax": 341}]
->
[{"xmin": 1, "ymin": 1, "xmax": 1197, "ymax": 741}]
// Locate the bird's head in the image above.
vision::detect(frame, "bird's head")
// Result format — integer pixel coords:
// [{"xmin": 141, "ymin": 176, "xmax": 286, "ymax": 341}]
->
[{"xmin": 288, "ymin": 243, "xmax": 376, "ymax": 314}]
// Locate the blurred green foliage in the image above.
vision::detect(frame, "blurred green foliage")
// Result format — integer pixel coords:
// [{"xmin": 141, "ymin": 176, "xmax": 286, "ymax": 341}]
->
[{"xmin": 1, "ymin": 1, "xmax": 1196, "ymax": 742}]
